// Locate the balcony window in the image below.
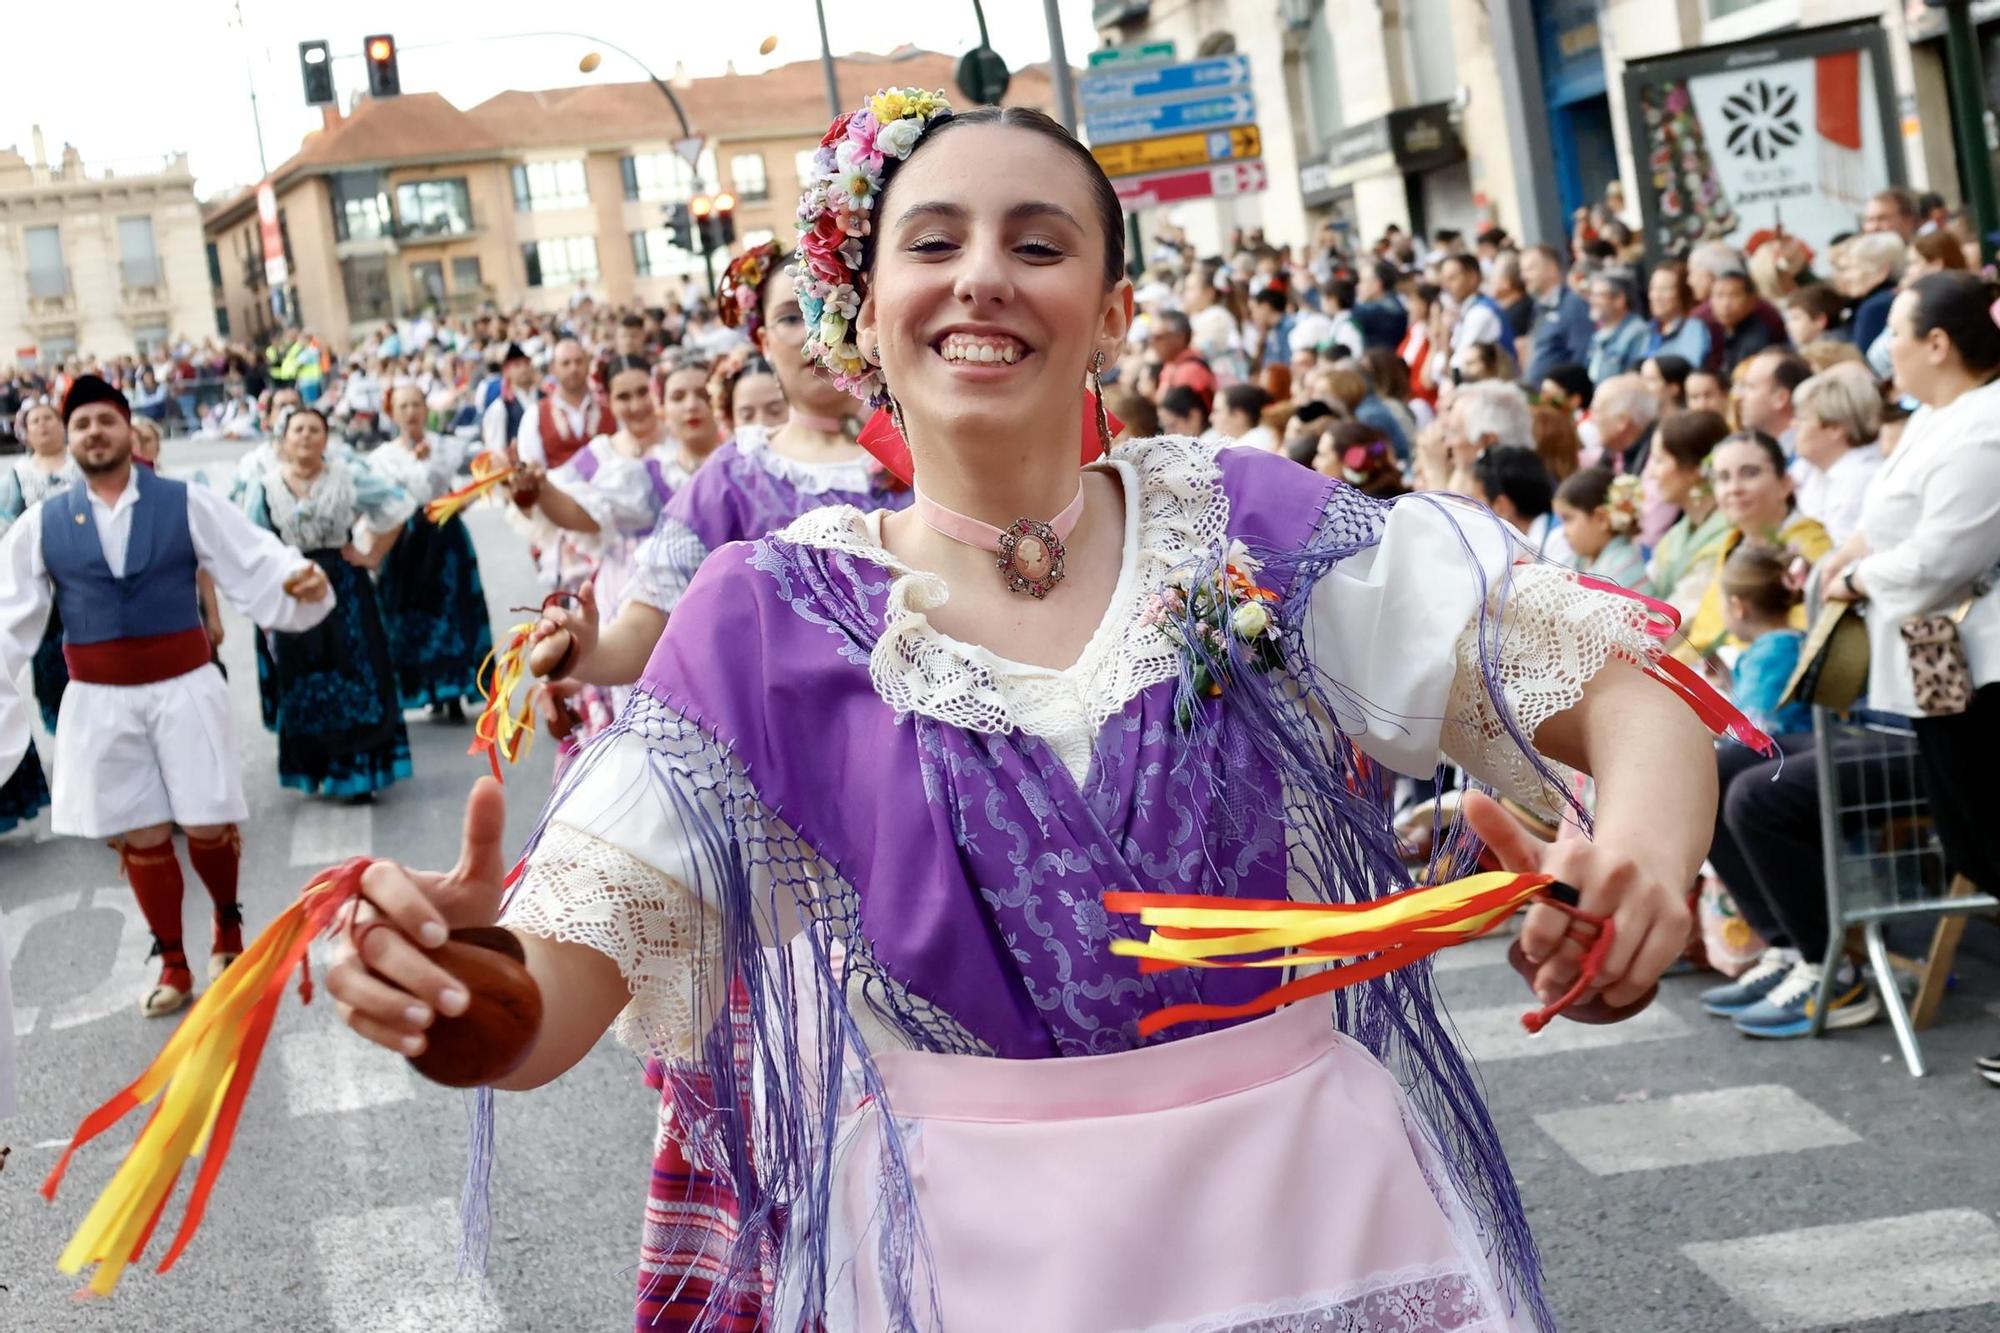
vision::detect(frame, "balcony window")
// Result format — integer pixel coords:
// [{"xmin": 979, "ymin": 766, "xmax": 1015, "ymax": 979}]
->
[
  {"xmin": 410, "ymin": 260, "xmax": 447, "ymax": 309},
  {"xmin": 25, "ymin": 225, "xmax": 67, "ymax": 298},
  {"xmin": 395, "ymin": 178, "xmax": 474, "ymax": 237},
  {"xmin": 730, "ymin": 153, "xmax": 770, "ymax": 202},
  {"xmin": 451, "ymin": 255, "xmax": 483, "ymax": 293},
  {"xmin": 512, "ymin": 160, "xmax": 589, "ymax": 212},
  {"xmin": 341, "ymin": 254, "xmax": 394, "ymax": 321},
  {"xmin": 621, "ymin": 152, "xmax": 696, "ymax": 203},
  {"xmin": 118, "ymin": 216, "xmax": 162, "ymax": 288},
  {"xmin": 330, "ymin": 170, "xmax": 392, "ymax": 241},
  {"xmin": 794, "ymin": 148, "xmax": 820, "ymax": 188},
  {"xmin": 521, "ymin": 236, "xmax": 599, "ymax": 288},
  {"xmin": 630, "ymin": 229, "xmax": 701, "ymax": 278},
  {"xmin": 206, "ymin": 241, "xmax": 224, "ymax": 288}
]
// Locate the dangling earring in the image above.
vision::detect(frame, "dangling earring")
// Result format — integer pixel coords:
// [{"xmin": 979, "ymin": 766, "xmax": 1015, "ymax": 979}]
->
[
  {"xmin": 888, "ymin": 392, "xmax": 910, "ymax": 446},
  {"xmin": 1089, "ymin": 350, "xmax": 1111, "ymax": 454}
]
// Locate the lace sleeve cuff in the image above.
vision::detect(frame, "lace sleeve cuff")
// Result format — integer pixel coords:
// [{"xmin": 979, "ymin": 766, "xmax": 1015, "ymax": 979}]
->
[
  {"xmin": 500, "ymin": 821, "xmax": 722, "ymax": 1061},
  {"xmin": 1442, "ymin": 562, "xmax": 1663, "ymax": 817}
]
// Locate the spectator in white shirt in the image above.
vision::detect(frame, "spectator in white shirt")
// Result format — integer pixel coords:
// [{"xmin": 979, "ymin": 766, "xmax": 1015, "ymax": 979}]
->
[
  {"xmin": 1213, "ymin": 384, "xmax": 1279, "ymax": 452},
  {"xmin": 1438, "ymin": 253, "xmax": 1507, "ymax": 377},
  {"xmin": 1790, "ymin": 365, "xmax": 1885, "ymax": 545}
]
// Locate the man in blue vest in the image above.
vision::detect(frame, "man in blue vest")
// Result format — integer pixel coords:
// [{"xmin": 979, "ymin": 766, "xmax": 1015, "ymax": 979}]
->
[
  {"xmin": 479, "ymin": 342, "xmax": 539, "ymax": 457},
  {"xmin": 0, "ymin": 375, "xmax": 334, "ymax": 1017}
]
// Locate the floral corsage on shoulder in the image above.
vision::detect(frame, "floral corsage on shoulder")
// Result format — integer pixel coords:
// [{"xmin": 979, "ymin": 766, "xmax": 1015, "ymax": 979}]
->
[{"xmin": 1141, "ymin": 540, "xmax": 1285, "ymax": 728}]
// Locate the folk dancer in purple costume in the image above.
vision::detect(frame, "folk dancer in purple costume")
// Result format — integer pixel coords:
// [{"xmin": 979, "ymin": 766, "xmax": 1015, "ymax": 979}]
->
[
  {"xmin": 1, "ymin": 376, "xmax": 333, "ymax": 1017},
  {"xmin": 371, "ymin": 381, "xmax": 495, "ymax": 722},
  {"xmin": 0, "ymin": 401, "xmax": 80, "ymax": 833},
  {"xmin": 507, "ymin": 351, "xmax": 723, "ymax": 742},
  {"xmin": 328, "ymin": 95, "xmax": 1770, "ymax": 1332},
  {"xmin": 528, "ymin": 243, "xmax": 909, "ymax": 690}
]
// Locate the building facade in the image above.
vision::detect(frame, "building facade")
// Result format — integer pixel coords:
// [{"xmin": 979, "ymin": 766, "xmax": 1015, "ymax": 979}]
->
[
  {"xmin": 0, "ymin": 131, "xmax": 217, "ymax": 365},
  {"xmin": 204, "ymin": 51, "xmax": 1055, "ymax": 352},
  {"xmin": 1094, "ymin": 0, "xmax": 1475, "ymax": 254}
]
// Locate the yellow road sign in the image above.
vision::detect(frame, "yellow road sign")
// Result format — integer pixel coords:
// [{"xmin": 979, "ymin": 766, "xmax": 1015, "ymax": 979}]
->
[{"xmin": 1091, "ymin": 124, "xmax": 1261, "ymax": 180}]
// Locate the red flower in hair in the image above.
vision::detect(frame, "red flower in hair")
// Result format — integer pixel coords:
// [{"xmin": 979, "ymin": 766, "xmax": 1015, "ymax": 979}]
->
[{"xmin": 820, "ymin": 113, "xmax": 853, "ymax": 149}]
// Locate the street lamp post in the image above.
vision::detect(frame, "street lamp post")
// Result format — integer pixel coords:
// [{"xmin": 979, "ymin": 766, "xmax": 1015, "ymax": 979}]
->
[{"xmin": 813, "ymin": 0, "xmax": 843, "ymax": 119}]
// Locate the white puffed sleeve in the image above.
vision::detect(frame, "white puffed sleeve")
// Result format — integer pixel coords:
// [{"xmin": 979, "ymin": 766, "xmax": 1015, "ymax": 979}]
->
[
  {"xmin": 1303, "ymin": 494, "xmax": 1665, "ymax": 816},
  {"xmin": 550, "ymin": 451, "xmax": 662, "ymax": 537},
  {"xmin": 501, "ymin": 726, "xmax": 799, "ymax": 1059}
]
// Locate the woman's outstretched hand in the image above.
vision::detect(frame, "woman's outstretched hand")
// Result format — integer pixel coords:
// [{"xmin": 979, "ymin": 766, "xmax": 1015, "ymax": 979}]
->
[
  {"xmin": 1461, "ymin": 791, "xmax": 1677, "ymax": 1022},
  {"xmin": 328, "ymin": 777, "xmax": 510, "ymax": 1058},
  {"xmin": 527, "ymin": 581, "xmax": 598, "ymax": 679}
]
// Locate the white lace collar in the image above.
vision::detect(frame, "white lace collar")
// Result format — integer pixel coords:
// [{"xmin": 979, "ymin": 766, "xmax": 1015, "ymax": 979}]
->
[
  {"xmin": 734, "ymin": 424, "xmax": 878, "ymax": 496},
  {"xmin": 775, "ymin": 434, "xmax": 1227, "ymax": 779}
]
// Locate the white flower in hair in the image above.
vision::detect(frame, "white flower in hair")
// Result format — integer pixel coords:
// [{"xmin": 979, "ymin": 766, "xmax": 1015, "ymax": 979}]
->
[
  {"xmin": 826, "ymin": 283, "xmax": 861, "ymax": 319},
  {"xmin": 877, "ymin": 116, "xmax": 924, "ymax": 159}
]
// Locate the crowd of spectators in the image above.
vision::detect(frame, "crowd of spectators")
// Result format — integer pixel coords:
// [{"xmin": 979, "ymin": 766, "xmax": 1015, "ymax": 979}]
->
[{"xmin": 1107, "ymin": 186, "xmax": 1997, "ymax": 1075}]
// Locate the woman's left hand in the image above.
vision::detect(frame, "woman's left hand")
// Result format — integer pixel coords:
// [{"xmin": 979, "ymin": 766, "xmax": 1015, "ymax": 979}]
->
[{"xmin": 1462, "ymin": 791, "xmax": 1683, "ymax": 1018}]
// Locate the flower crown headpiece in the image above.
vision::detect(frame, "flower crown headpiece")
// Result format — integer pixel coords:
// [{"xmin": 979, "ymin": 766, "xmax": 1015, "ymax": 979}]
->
[
  {"xmin": 718, "ymin": 241, "xmax": 784, "ymax": 337},
  {"xmin": 1605, "ymin": 473, "xmax": 1644, "ymax": 536},
  {"xmin": 795, "ymin": 87, "xmax": 955, "ymax": 406}
]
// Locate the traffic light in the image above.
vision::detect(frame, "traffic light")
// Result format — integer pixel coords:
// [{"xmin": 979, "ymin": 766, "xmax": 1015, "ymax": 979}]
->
[
  {"xmin": 363, "ymin": 34, "xmax": 401, "ymax": 98},
  {"xmin": 708, "ymin": 192, "xmax": 737, "ymax": 249},
  {"xmin": 689, "ymin": 195, "xmax": 713, "ymax": 253},
  {"xmin": 665, "ymin": 202, "xmax": 694, "ymax": 252},
  {"xmin": 298, "ymin": 40, "xmax": 335, "ymax": 107}
]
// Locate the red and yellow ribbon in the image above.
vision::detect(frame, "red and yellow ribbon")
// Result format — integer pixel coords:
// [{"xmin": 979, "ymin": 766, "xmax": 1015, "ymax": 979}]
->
[
  {"xmin": 1107, "ymin": 871, "xmax": 1606, "ymax": 1039},
  {"xmin": 423, "ymin": 452, "xmax": 516, "ymax": 525},
  {"xmin": 42, "ymin": 860, "xmax": 372, "ymax": 1298},
  {"xmin": 470, "ymin": 618, "xmax": 538, "ymax": 781}
]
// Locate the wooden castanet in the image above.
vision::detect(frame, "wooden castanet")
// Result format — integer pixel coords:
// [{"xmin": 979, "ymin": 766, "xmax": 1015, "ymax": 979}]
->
[{"xmin": 406, "ymin": 927, "xmax": 543, "ymax": 1088}]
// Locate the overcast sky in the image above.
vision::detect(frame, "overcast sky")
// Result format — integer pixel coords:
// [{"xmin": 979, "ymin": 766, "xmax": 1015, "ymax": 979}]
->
[{"xmin": 2, "ymin": 0, "xmax": 1101, "ymax": 200}]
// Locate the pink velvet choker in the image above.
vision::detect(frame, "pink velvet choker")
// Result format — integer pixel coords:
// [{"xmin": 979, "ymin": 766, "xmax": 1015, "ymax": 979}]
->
[{"xmin": 913, "ymin": 483, "xmax": 1086, "ymax": 599}]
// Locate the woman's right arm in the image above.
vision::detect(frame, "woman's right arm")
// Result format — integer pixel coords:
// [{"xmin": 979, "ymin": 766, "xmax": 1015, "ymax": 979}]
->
[
  {"xmin": 327, "ymin": 780, "xmax": 633, "ymax": 1090},
  {"xmin": 1853, "ymin": 440, "xmax": 2000, "ymax": 612}
]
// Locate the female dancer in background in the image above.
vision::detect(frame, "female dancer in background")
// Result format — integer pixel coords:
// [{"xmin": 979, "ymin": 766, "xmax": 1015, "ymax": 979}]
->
[
  {"xmin": 510, "ymin": 352, "xmax": 722, "ymax": 738},
  {"xmin": 530, "ymin": 246, "xmax": 908, "ymax": 684},
  {"xmin": 371, "ymin": 382, "xmax": 494, "ymax": 722},
  {"xmin": 237, "ymin": 407, "xmax": 414, "ymax": 801},
  {"xmin": 0, "ymin": 404, "xmax": 70, "ymax": 833},
  {"xmin": 719, "ymin": 355, "xmax": 789, "ymax": 433}
]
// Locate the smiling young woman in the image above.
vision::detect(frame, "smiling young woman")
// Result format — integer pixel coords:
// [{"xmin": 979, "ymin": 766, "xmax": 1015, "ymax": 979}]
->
[{"xmin": 329, "ymin": 90, "xmax": 1769, "ymax": 1333}]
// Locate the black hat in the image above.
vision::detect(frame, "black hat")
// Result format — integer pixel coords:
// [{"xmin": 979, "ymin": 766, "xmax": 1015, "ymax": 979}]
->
[
  {"xmin": 502, "ymin": 342, "xmax": 531, "ymax": 365},
  {"xmin": 61, "ymin": 373, "xmax": 131, "ymax": 425}
]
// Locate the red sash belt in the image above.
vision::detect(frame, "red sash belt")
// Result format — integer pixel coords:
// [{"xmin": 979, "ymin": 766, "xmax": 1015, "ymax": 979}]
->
[{"xmin": 63, "ymin": 626, "xmax": 212, "ymax": 686}]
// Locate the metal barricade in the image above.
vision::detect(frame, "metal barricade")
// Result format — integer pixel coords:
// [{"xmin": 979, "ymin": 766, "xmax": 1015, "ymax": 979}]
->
[{"xmin": 1806, "ymin": 701, "xmax": 1999, "ymax": 1074}]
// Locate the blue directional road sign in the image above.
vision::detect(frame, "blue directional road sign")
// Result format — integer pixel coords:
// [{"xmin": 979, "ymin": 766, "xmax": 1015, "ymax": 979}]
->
[
  {"xmin": 1077, "ymin": 55, "xmax": 1252, "ymax": 112},
  {"xmin": 1083, "ymin": 92, "xmax": 1257, "ymax": 147}
]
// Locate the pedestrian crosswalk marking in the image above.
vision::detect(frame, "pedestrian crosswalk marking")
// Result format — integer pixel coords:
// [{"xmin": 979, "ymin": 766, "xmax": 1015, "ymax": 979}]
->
[
  {"xmin": 312, "ymin": 1198, "xmax": 503, "ymax": 1332},
  {"xmin": 1683, "ymin": 1208, "xmax": 2000, "ymax": 1330},
  {"xmin": 45, "ymin": 891, "xmax": 156, "ymax": 1031},
  {"xmin": 6, "ymin": 891, "xmax": 83, "ymax": 1036},
  {"xmin": 290, "ymin": 800, "xmax": 374, "ymax": 868},
  {"xmin": 1454, "ymin": 998, "xmax": 1689, "ymax": 1063},
  {"xmin": 280, "ymin": 1026, "xmax": 417, "ymax": 1117},
  {"xmin": 9, "ymin": 889, "xmax": 160, "ymax": 1035},
  {"xmin": 1533, "ymin": 1084, "xmax": 1859, "ymax": 1176}
]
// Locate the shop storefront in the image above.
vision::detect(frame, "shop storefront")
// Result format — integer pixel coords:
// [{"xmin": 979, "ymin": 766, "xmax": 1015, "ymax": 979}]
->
[
  {"xmin": 1311, "ymin": 102, "xmax": 1471, "ymax": 244},
  {"xmin": 1536, "ymin": 0, "xmax": 1620, "ymax": 220}
]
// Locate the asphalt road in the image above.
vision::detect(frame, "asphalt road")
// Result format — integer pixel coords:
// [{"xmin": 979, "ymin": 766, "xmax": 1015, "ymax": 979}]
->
[{"xmin": 2, "ymin": 435, "xmax": 1997, "ymax": 1331}]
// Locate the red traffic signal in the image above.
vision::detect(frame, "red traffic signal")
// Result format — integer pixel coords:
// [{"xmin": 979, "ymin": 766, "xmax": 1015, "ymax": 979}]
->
[
  {"xmin": 364, "ymin": 33, "xmax": 401, "ymax": 97},
  {"xmin": 712, "ymin": 191, "xmax": 736, "ymax": 214},
  {"xmin": 690, "ymin": 193, "xmax": 713, "ymax": 218}
]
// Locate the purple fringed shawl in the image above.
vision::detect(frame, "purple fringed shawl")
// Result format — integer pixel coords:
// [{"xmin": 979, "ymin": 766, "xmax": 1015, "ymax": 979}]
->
[{"xmin": 486, "ymin": 443, "xmax": 1559, "ymax": 1330}]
